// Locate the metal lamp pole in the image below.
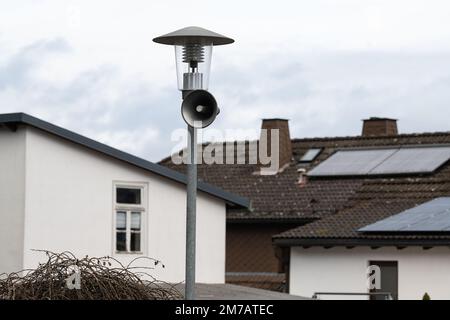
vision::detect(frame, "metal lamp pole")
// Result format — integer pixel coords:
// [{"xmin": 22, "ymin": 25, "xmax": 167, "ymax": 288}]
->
[
  {"xmin": 185, "ymin": 124, "xmax": 197, "ymax": 300},
  {"xmin": 153, "ymin": 27, "xmax": 234, "ymax": 300}
]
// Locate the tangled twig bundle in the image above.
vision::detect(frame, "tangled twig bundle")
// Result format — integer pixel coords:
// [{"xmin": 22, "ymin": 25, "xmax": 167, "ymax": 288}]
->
[{"xmin": 0, "ymin": 250, "xmax": 182, "ymax": 300}]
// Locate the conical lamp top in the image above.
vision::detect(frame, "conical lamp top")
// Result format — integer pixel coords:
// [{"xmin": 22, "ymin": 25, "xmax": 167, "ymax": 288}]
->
[{"xmin": 153, "ymin": 26, "xmax": 234, "ymax": 46}]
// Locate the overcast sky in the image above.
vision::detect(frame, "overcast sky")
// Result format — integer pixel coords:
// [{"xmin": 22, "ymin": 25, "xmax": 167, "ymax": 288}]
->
[{"xmin": 1, "ymin": 1, "xmax": 450, "ymax": 161}]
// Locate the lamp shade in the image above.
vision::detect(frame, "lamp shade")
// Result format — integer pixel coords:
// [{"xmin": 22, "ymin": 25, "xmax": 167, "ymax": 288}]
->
[
  {"xmin": 153, "ymin": 26, "xmax": 234, "ymax": 46},
  {"xmin": 153, "ymin": 27, "xmax": 234, "ymax": 91}
]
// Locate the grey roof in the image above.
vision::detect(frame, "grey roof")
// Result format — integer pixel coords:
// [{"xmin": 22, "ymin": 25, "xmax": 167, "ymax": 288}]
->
[
  {"xmin": 0, "ymin": 112, "xmax": 249, "ymax": 208},
  {"xmin": 172, "ymin": 283, "xmax": 307, "ymax": 300}
]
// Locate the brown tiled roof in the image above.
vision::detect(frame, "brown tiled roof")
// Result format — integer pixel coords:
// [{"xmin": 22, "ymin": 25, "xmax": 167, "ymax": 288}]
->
[
  {"xmin": 160, "ymin": 130, "xmax": 450, "ymax": 245},
  {"xmin": 274, "ymin": 163, "xmax": 450, "ymax": 245},
  {"xmin": 160, "ymin": 131, "xmax": 450, "ymax": 223},
  {"xmin": 160, "ymin": 146, "xmax": 363, "ymax": 221}
]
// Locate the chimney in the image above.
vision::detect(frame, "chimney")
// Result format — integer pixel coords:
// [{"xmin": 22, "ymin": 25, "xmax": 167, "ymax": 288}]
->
[
  {"xmin": 362, "ymin": 117, "xmax": 398, "ymax": 137},
  {"xmin": 297, "ymin": 168, "xmax": 307, "ymax": 187},
  {"xmin": 259, "ymin": 118, "xmax": 292, "ymax": 172}
]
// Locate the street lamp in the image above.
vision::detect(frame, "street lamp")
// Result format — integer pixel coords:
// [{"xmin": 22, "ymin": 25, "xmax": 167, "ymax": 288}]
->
[{"xmin": 153, "ymin": 26, "xmax": 234, "ymax": 300}]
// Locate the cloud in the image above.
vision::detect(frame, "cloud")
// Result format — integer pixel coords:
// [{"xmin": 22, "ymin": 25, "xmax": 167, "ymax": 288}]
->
[
  {"xmin": 2, "ymin": 38, "xmax": 450, "ymax": 163},
  {"xmin": 0, "ymin": 38, "xmax": 176, "ymax": 161},
  {"xmin": 210, "ymin": 50, "xmax": 450, "ymax": 141},
  {"xmin": 0, "ymin": 38, "xmax": 70, "ymax": 90},
  {"xmin": 0, "ymin": 1, "xmax": 450, "ymax": 162}
]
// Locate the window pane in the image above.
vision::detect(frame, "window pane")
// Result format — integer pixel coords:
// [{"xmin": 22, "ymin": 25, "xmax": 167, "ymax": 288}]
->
[
  {"xmin": 131, "ymin": 232, "xmax": 141, "ymax": 252},
  {"xmin": 300, "ymin": 148, "xmax": 322, "ymax": 162},
  {"xmin": 131, "ymin": 212, "xmax": 141, "ymax": 230},
  {"xmin": 116, "ymin": 188, "xmax": 141, "ymax": 204},
  {"xmin": 116, "ymin": 211, "xmax": 126, "ymax": 230},
  {"xmin": 116, "ymin": 232, "xmax": 126, "ymax": 251}
]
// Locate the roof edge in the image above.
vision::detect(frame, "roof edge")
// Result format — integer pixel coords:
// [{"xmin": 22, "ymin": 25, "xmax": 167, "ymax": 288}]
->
[
  {"xmin": 0, "ymin": 112, "xmax": 250, "ymax": 209},
  {"xmin": 291, "ymin": 131, "xmax": 450, "ymax": 143},
  {"xmin": 273, "ymin": 237, "xmax": 450, "ymax": 247},
  {"xmin": 227, "ymin": 217, "xmax": 317, "ymax": 224}
]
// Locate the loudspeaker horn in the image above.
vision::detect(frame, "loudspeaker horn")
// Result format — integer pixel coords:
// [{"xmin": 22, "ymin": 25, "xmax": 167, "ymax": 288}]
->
[{"xmin": 181, "ymin": 90, "xmax": 219, "ymax": 128}]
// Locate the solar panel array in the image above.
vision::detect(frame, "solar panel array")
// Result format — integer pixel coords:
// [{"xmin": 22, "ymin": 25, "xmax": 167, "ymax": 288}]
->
[
  {"xmin": 359, "ymin": 198, "xmax": 450, "ymax": 232},
  {"xmin": 307, "ymin": 148, "xmax": 396, "ymax": 176},
  {"xmin": 371, "ymin": 147, "xmax": 450, "ymax": 175},
  {"xmin": 307, "ymin": 146, "xmax": 450, "ymax": 177}
]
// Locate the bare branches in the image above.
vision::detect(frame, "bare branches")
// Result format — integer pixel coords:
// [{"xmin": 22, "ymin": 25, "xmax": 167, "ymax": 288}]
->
[{"xmin": 0, "ymin": 250, "xmax": 182, "ymax": 300}]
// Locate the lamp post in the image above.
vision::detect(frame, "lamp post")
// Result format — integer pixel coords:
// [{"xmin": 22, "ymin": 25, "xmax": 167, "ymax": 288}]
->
[{"xmin": 153, "ymin": 26, "xmax": 234, "ymax": 300}]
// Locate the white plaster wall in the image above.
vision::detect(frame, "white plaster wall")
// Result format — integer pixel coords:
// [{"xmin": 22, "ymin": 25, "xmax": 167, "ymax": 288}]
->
[
  {"xmin": 0, "ymin": 127, "xmax": 25, "ymax": 273},
  {"xmin": 290, "ymin": 246, "xmax": 450, "ymax": 300},
  {"xmin": 22, "ymin": 127, "xmax": 226, "ymax": 283}
]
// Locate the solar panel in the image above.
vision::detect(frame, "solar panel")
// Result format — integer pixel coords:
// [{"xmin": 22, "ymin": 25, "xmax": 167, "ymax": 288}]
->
[
  {"xmin": 359, "ymin": 198, "xmax": 450, "ymax": 232},
  {"xmin": 299, "ymin": 148, "xmax": 322, "ymax": 162},
  {"xmin": 307, "ymin": 149, "xmax": 396, "ymax": 176},
  {"xmin": 370, "ymin": 147, "xmax": 450, "ymax": 175},
  {"xmin": 307, "ymin": 146, "xmax": 450, "ymax": 177}
]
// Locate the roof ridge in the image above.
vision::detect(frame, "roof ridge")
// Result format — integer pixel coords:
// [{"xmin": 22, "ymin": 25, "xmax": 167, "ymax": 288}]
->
[
  {"xmin": 291, "ymin": 131, "xmax": 450, "ymax": 143},
  {"xmin": 162, "ymin": 131, "xmax": 450, "ymax": 152}
]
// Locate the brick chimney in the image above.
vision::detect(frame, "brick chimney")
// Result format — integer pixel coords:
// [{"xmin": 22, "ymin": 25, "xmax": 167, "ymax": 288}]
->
[
  {"xmin": 259, "ymin": 119, "xmax": 292, "ymax": 172},
  {"xmin": 362, "ymin": 117, "xmax": 398, "ymax": 137}
]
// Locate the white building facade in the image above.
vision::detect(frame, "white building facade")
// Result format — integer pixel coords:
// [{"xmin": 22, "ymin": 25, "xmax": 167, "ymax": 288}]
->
[
  {"xmin": 289, "ymin": 246, "xmax": 450, "ymax": 300},
  {"xmin": 0, "ymin": 113, "xmax": 248, "ymax": 284}
]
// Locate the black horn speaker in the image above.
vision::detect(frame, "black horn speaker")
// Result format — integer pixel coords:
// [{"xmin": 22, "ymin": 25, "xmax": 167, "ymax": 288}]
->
[{"xmin": 181, "ymin": 90, "xmax": 219, "ymax": 128}]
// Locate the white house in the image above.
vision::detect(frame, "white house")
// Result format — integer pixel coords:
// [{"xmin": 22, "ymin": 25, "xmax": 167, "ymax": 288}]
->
[
  {"xmin": 0, "ymin": 112, "xmax": 249, "ymax": 284},
  {"xmin": 288, "ymin": 245, "xmax": 450, "ymax": 300}
]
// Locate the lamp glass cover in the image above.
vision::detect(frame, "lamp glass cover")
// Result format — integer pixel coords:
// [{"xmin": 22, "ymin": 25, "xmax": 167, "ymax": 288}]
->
[{"xmin": 175, "ymin": 44, "xmax": 212, "ymax": 91}]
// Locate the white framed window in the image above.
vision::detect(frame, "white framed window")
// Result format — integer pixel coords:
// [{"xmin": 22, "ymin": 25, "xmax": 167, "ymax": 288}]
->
[{"xmin": 113, "ymin": 183, "xmax": 146, "ymax": 254}]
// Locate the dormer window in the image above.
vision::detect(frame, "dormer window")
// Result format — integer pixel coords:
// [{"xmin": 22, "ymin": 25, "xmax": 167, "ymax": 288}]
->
[{"xmin": 299, "ymin": 148, "xmax": 322, "ymax": 162}]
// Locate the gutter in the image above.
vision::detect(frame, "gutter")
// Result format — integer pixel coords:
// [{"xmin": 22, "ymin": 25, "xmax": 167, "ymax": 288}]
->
[
  {"xmin": 227, "ymin": 217, "xmax": 317, "ymax": 224},
  {"xmin": 273, "ymin": 237, "xmax": 450, "ymax": 247}
]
